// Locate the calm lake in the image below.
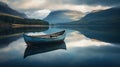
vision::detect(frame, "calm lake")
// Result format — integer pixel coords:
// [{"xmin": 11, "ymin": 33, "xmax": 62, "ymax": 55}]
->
[{"xmin": 0, "ymin": 25, "xmax": 120, "ymax": 67}]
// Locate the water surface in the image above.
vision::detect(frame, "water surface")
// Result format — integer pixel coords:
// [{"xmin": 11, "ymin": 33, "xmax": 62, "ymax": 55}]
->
[{"xmin": 0, "ymin": 26, "xmax": 120, "ymax": 67}]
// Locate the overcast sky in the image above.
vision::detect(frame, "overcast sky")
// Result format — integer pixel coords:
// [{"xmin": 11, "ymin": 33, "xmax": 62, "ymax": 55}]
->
[{"xmin": 0, "ymin": 0, "xmax": 120, "ymax": 19}]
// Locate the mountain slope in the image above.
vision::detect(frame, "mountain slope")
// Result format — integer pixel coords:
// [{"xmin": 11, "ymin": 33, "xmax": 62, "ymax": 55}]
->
[
  {"xmin": 72, "ymin": 7, "xmax": 120, "ymax": 25},
  {"xmin": 0, "ymin": 1, "xmax": 49, "ymax": 26},
  {"xmin": 0, "ymin": 1, "xmax": 26, "ymax": 18}
]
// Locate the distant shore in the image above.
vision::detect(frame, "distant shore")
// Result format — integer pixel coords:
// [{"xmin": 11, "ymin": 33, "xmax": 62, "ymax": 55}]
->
[
  {"xmin": 0, "ymin": 23, "xmax": 49, "ymax": 28},
  {"xmin": 12, "ymin": 24, "xmax": 49, "ymax": 28}
]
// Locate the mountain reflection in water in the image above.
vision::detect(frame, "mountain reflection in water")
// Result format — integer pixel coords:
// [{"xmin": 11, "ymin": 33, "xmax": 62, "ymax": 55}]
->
[
  {"xmin": 0, "ymin": 27, "xmax": 49, "ymax": 37},
  {"xmin": 57, "ymin": 25, "xmax": 120, "ymax": 43}
]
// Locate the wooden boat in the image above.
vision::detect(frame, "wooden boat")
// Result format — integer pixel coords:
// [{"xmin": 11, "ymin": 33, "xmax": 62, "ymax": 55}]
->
[
  {"xmin": 23, "ymin": 30, "xmax": 66, "ymax": 44},
  {"xmin": 24, "ymin": 41, "xmax": 66, "ymax": 58}
]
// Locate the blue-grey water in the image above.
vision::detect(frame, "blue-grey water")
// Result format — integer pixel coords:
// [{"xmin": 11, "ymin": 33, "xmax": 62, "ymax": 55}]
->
[{"xmin": 0, "ymin": 26, "xmax": 120, "ymax": 67}]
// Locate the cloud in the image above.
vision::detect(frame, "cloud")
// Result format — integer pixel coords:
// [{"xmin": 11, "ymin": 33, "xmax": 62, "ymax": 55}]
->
[
  {"xmin": 19, "ymin": 3, "xmax": 110, "ymax": 13},
  {"xmin": 64, "ymin": 11, "xmax": 85, "ymax": 20},
  {"xmin": 26, "ymin": 9, "xmax": 51, "ymax": 19},
  {"xmin": 0, "ymin": 0, "xmax": 113, "ymax": 12}
]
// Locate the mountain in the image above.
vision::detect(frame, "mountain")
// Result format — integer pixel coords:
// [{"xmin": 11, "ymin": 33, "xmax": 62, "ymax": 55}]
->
[
  {"xmin": 44, "ymin": 10, "xmax": 84, "ymax": 24},
  {"xmin": 0, "ymin": 1, "xmax": 49, "ymax": 26},
  {"xmin": 58, "ymin": 7, "xmax": 120, "ymax": 26},
  {"xmin": 0, "ymin": 1, "xmax": 26, "ymax": 18},
  {"xmin": 69, "ymin": 7, "xmax": 120, "ymax": 25}
]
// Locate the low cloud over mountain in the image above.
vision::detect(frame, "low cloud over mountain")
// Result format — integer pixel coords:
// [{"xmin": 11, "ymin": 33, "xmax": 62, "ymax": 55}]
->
[{"xmin": 44, "ymin": 10, "xmax": 84, "ymax": 23}]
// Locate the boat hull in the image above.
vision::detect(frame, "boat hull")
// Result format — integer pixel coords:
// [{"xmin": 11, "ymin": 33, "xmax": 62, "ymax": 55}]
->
[{"xmin": 23, "ymin": 30, "xmax": 66, "ymax": 45}]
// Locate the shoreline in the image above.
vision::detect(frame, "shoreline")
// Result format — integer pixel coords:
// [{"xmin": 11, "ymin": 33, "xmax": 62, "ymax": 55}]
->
[{"xmin": 12, "ymin": 24, "xmax": 49, "ymax": 28}]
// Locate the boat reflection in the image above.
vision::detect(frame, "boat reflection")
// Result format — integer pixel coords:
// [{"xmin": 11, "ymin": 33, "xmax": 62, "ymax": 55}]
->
[{"xmin": 24, "ymin": 41, "xmax": 66, "ymax": 58}]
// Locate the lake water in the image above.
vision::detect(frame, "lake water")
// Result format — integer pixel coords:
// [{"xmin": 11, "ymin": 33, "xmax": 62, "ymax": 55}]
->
[{"xmin": 0, "ymin": 26, "xmax": 120, "ymax": 67}]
